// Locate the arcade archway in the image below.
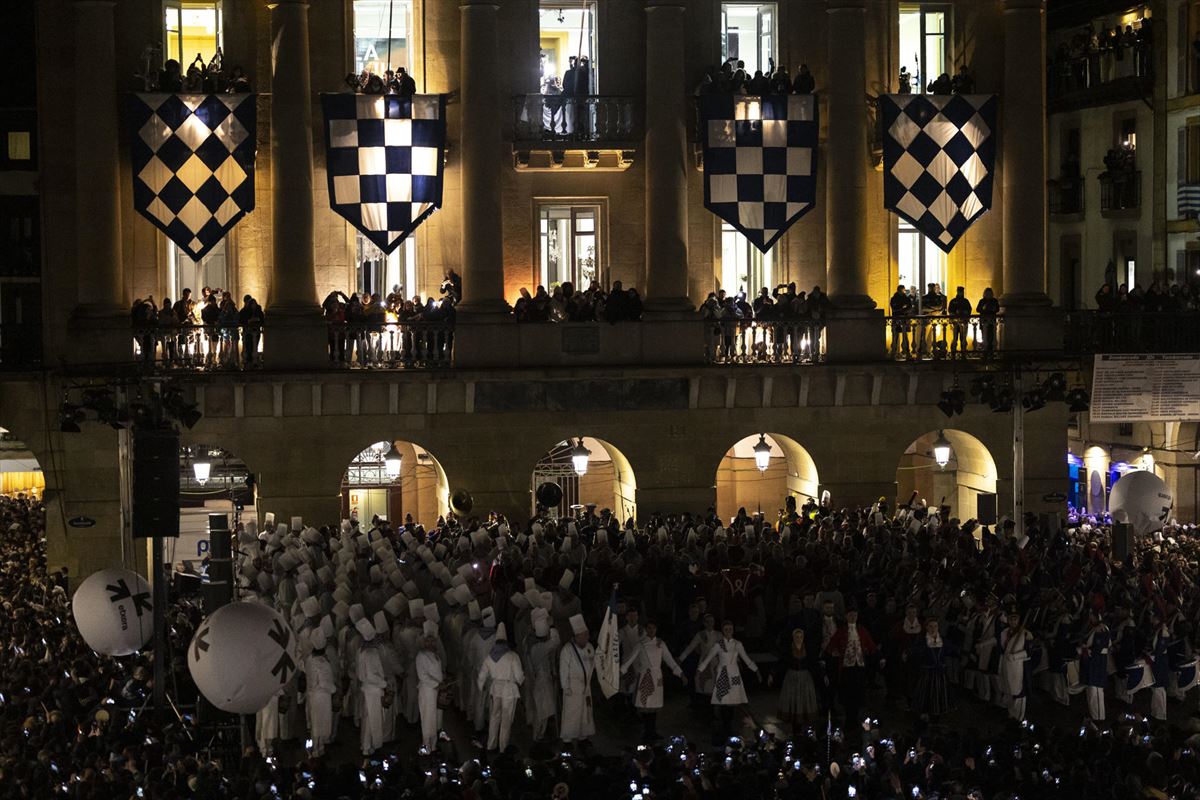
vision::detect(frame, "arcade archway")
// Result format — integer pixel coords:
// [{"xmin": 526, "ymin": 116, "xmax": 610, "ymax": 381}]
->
[
  {"xmin": 175, "ymin": 443, "xmax": 254, "ymax": 571},
  {"xmin": 341, "ymin": 440, "xmax": 449, "ymax": 528},
  {"xmin": 0, "ymin": 426, "xmax": 43, "ymax": 497},
  {"xmin": 896, "ymin": 429, "xmax": 998, "ymax": 521},
  {"xmin": 531, "ymin": 437, "xmax": 636, "ymax": 522},
  {"xmin": 714, "ymin": 433, "xmax": 819, "ymax": 523}
]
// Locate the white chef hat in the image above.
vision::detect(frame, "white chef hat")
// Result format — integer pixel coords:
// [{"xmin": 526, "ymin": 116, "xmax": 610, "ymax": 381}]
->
[
  {"xmin": 558, "ymin": 569, "xmax": 575, "ymax": 590},
  {"xmin": 511, "ymin": 591, "xmax": 530, "ymax": 610},
  {"xmin": 569, "ymin": 614, "xmax": 587, "ymax": 635},
  {"xmin": 301, "ymin": 596, "xmax": 320, "ymax": 618},
  {"xmin": 468, "ymin": 599, "xmax": 481, "ymax": 621},
  {"xmin": 291, "ymin": 516, "xmax": 303, "ymax": 532},
  {"xmin": 372, "ymin": 611, "xmax": 389, "ymax": 637},
  {"xmin": 384, "ymin": 594, "xmax": 405, "ymax": 617},
  {"xmin": 408, "ymin": 598, "xmax": 424, "ymax": 617},
  {"xmin": 422, "ymin": 620, "xmax": 438, "ymax": 638},
  {"xmin": 424, "ymin": 604, "xmax": 440, "ymax": 624},
  {"xmin": 309, "ymin": 627, "xmax": 327, "ymax": 651},
  {"xmin": 482, "ymin": 607, "xmax": 495, "ymax": 628},
  {"xmin": 355, "ymin": 618, "xmax": 375, "ymax": 641},
  {"xmin": 349, "ymin": 603, "xmax": 365, "ymax": 623}
]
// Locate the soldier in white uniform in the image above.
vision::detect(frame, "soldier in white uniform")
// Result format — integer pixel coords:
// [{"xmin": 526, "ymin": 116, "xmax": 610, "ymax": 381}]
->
[
  {"xmin": 998, "ymin": 608, "xmax": 1032, "ymax": 721},
  {"xmin": 621, "ymin": 620, "xmax": 686, "ymax": 741},
  {"xmin": 303, "ymin": 627, "xmax": 337, "ymax": 757},
  {"xmin": 355, "ymin": 618, "xmax": 388, "ymax": 756},
  {"xmin": 415, "ymin": 622, "xmax": 444, "ymax": 751},
  {"xmin": 526, "ymin": 607, "xmax": 561, "ymax": 741},
  {"xmin": 559, "ymin": 613, "xmax": 596, "ymax": 744},
  {"xmin": 477, "ymin": 622, "xmax": 525, "ymax": 752}
]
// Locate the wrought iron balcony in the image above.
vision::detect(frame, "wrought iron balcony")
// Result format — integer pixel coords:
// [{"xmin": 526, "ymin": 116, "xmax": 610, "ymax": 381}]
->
[
  {"xmin": 703, "ymin": 319, "xmax": 824, "ymax": 365},
  {"xmin": 328, "ymin": 321, "xmax": 454, "ymax": 369},
  {"xmin": 1048, "ymin": 174, "xmax": 1084, "ymax": 216},
  {"xmin": 512, "ymin": 95, "xmax": 638, "ymax": 148},
  {"xmin": 133, "ymin": 323, "xmax": 263, "ymax": 371},
  {"xmin": 1100, "ymin": 169, "xmax": 1140, "ymax": 213},
  {"xmin": 885, "ymin": 314, "xmax": 1003, "ymax": 361}
]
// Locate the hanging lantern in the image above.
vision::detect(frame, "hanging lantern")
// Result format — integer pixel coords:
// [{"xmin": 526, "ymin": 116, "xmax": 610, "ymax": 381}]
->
[
  {"xmin": 384, "ymin": 445, "xmax": 402, "ymax": 479},
  {"xmin": 932, "ymin": 431, "xmax": 953, "ymax": 469},
  {"xmin": 193, "ymin": 457, "xmax": 211, "ymax": 485},
  {"xmin": 752, "ymin": 434, "xmax": 772, "ymax": 473},
  {"xmin": 570, "ymin": 439, "xmax": 591, "ymax": 477}
]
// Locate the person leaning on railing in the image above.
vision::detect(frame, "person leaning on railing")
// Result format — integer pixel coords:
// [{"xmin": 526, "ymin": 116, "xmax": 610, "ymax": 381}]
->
[
  {"xmin": 947, "ymin": 286, "xmax": 972, "ymax": 358},
  {"xmin": 975, "ymin": 287, "xmax": 999, "ymax": 357},
  {"xmin": 238, "ymin": 294, "xmax": 264, "ymax": 368}
]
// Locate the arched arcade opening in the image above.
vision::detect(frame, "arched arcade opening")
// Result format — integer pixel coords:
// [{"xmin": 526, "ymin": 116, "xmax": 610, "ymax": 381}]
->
[
  {"xmin": 714, "ymin": 433, "xmax": 819, "ymax": 523},
  {"xmin": 0, "ymin": 426, "xmax": 42, "ymax": 498},
  {"xmin": 341, "ymin": 440, "xmax": 449, "ymax": 528},
  {"xmin": 896, "ymin": 429, "xmax": 998, "ymax": 521},
  {"xmin": 531, "ymin": 437, "xmax": 636, "ymax": 522},
  {"xmin": 175, "ymin": 443, "xmax": 254, "ymax": 572}
]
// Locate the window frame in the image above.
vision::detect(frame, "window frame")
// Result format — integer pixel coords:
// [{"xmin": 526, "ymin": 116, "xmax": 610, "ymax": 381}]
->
[
  {"xmin": 162, "ymin": 1, "xmax": 223, "ymax": 69},
  {"xmin": 533, "ymin": 198, "xmax": 607, "ymax": 291},
  {"xmin": 719, "ymin": 222, "xmax": 774, "ymax": 296},
  {"xmin": 351, "ymin": 0, "xmax": 416, "ymax": 76},
  {"xmin": 896, "ymin": 219, "xmax": 947, "ymax": 312},
  {"xmin": 719, "ymin": 3, "xmax": 778, "ymax": 79},
  {"xmin": 355, "ymin": 231, "xmax": 419, "ymax": 301},
  {"xmin": 538, "ymin": 0, "xmax": 599, "ymax": 94},
  {"xmin": 899, "ymin": 3, "xmax": 953, "ymax": 95}
]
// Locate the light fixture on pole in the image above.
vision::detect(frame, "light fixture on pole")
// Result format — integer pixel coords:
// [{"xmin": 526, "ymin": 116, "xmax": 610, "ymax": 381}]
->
[
  {"xmin": 384, "ymin": 444, "xmax": 402, "ymax": 479},
  {"xmin": 752, "ymin": 434, "xmax": 772, "ymax": 473},
  {"xmin": 931, "ymin": 430, "xmax": 953, "ymax": 469},
  {"xmin": 193, "ymin": 454, "xmax": 211, "ymax": 485},
  {"xmin": 570, "ymin": 438, "xmax": 591, "ymax": 477}
]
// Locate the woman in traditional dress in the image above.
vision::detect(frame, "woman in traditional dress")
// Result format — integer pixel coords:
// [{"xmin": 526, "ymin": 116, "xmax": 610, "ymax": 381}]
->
[
  {"xmin": 912, "ymin": 618, "xmax": 952, "ymax": 720},
  {"xmin": 774, "ymin": 626, "xmax": 820, "ymax": 733}
]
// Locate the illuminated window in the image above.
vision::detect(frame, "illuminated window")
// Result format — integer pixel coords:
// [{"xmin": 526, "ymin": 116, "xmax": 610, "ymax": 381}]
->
[
  {"xmin": 163, "ymin": 2, "xmax": 222, "ymax": 68},
  {"xmin": 6, "ymin": 132, "xmax": 30, "ymax": 161},
  {"xmin": 899, "ymin": 4, "xmax": 950, "ymax": 93},
  {"xmin": 354, "ymin": 0, "xmax": 414, "ymax": 74},
  {"xmin": 897, "ymin": 220, "xmax": 946, "ymax": 310},
  {"xmin": 538, "ymin": 204, "xmax": 601, "ymax": 290},
  {"xmin": 539, "ymin": 2, "xmax": 598, "ymax": 93},
  {"xmin": 721, "ymin": 3, "xmax": 777, "ymax": 79},
  {"xmin": 356, "ymin": 232, "xmax": 417, "ymax": 300},
  {"xmin": 720, "ymin": 223, "xmax": 773, "ymax": 296},
  {"xmin": 167, "ymin": 238, "xmax": 228, "ymax": 302}
]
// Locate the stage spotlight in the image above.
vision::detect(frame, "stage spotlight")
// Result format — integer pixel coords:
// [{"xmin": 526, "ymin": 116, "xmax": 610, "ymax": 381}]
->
[
  {"xmin": 989, "ymin": 387, "xmax": 1014, "ymax": 413},
  {"xmin": 1022, "ymin": 387, "xmax": 1047, "ymax": 412},
  {"xmin": 1043, "ymin": 372, "xmax": 1067, "ymax": 401},
  {"xmin": 937, "ymin": 388, "xmax": 966, "ymax": 418},
  {"xmin": 1066, "ymin": 388, "xmax": 1090, "ymax": 413}
]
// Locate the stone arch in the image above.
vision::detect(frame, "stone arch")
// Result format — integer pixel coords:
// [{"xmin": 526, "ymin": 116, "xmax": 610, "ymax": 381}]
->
[
  {"xmin": 896, "ymin": 429, "xmax": 998, "ymax": 521},
  {"xmin": 0, "ymin": 425, "xmax": 44, "ymax": 497},
  {"xmin": 531, "ymin": 436, "xmax": 637, "ymax": 522},
  {"xmin": 339, "ymin": 439, "xmax": 450, "ymax": 527},
  {"xmin": 714, "ymin": 433, "xmax": 820, "ymax": 523}
]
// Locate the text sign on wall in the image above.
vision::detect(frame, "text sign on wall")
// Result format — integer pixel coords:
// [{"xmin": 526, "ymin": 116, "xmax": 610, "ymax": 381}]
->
[{"xmin": 1091, "ymin": 354, "xmax": 1200, "ymax": 423}]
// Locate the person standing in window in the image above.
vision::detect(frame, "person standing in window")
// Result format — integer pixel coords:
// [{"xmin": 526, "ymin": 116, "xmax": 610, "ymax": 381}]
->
[
  {"xmin": 947, "ymin": 286, "xmax": 972, "ymax": 358},
  {"xmin": 239, "ymin": 294, "xmax": 264, "ymax": 367},
  {"xmin": 793, "ymin": 64, "xmax": 815, "ymax": 94},
  {"xmin": 889, "ymin": 285, "xmax": 913, "ymax": 359},
  {"xmin": 975, "ymin": 287, "xmax": 999, "ymax": 357}
]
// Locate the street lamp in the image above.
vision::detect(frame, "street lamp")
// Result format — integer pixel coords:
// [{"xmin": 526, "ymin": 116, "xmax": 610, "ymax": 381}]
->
[
  {"xmin": 384, "ymin": 445, "xmax": 402, "ymax": 479},
  {"xmin": 752, "ymin": 434, "xmax": 772, "ymax": 473},
  {"xmin": 932, "ymin": 431, "xmax": 953, "ymax": 469},
  {"xmin": 570, "ymin": 439, "xmax": 591, "ymax": 477},
  {"xmin": 192, "ymin": 455, "xmax": 211, "ymax": 485}
]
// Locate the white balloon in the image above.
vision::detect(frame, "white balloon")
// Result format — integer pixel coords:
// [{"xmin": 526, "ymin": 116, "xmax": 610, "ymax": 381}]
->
[
  {"xmin": 1110, "ymin": 470, "xmax": 1174, "ymax": 537},
  {"xmin": 187, "ymin": 602, "xmax": 298, "ymax": 714},
  {"xmin": 72, "ymin": 569, "xmax": 153, "ymax": 656}
]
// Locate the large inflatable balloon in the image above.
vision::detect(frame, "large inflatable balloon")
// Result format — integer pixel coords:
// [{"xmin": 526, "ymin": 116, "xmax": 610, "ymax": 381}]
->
[
  {"xmin": 187, "ymin": 602, "xmax": 298, "ymax": 714},
  {"xmin": 72, "ymin": 569, "xmax": 153, "ymax": 656},
  {"xmin": 1110, "ymin": 470, "xmax": 1173, "ymax": 537}
]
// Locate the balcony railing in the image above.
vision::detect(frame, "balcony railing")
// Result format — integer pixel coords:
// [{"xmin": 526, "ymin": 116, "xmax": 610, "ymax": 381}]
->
[
  {"xmin": 1065, "ymin": 310, "xmax": 1200, "ymax": 354},
  {"xmin": 133, "ymin": 324, "xmax": 262, "ymax": 370},
  {"xmin": 0, "ymin": 323, "xmax": 41, "ymax": 370},
  {"xmin": 703, "ymin": 319, "xmax": 824, "ymax": 365},
  {"xmin": 1048, "ymin": 40, "xmax": 1153, "ymax": 112},
  {"xmin": 885, "ymin": 314, "xmax": 1002, "ymax": 361},
  {"xmin": 1048, "ymin": 175, "xmax": 1084, "ymax": 215},
  {"xmin": 1100, "ymin": 170, "xmax": 1140, "ymax": 212},
  {"xmin": 512, "ymin": 95, "xmax": 637, "ymax": 146},
  {"xmin": 328, "ymin": 321, "xmax": 453, "ymax": 369}
]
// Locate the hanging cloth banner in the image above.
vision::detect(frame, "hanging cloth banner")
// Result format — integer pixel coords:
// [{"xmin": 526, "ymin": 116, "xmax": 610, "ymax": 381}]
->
[
  {"xmin": 321, "ymin": 93, "xmax": 447, "ymax": 254},
  {"xmin": 881, "ymin": 93, "xmax": 997, "ymax": 253},
  {"xmin": 699, "ymin": 93, "xmax": 818, "ymax": 254},
  {"xmin": 129, "ymin": 93, "xmax": 257, "ymax": 260}
]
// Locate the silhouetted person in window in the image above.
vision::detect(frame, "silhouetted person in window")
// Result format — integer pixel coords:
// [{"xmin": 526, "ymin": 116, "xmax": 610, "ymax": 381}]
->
[
  {"xmin": 748, "ymin": 69, "xmax": 770, "ymax": 96},
  {"xmin": 769, "ymin": 65, "xmax": 791, "ymax": 95},
  {"xmin": 947, "ymin": 286, "xmax": 972, "ymax": 357},
  {"xmin": 927, "ymin": 72, "xmax": 953, "ymax": 94},
  {"xmin": 898, "ymin": 66, "xmax": 912, "ymax": 94},
  {"xmin": 951, "ymin": 65, "xmax": 974, "ymax": 94},
  {"xmin": 889, "ymin": 285, "xmax": 913, "ymax": 358},
  {"xmin": 794, "ymin": 64, "xmax": 815, "ymax": 94},
  {"xmin": 396, "ymin": 67, "xmax": 416, "ymax": 97}
]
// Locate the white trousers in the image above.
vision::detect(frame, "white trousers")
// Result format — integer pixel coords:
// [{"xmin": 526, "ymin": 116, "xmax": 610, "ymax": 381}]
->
[
  {"xmin": 487, "ymin": 694, "xmax": 518, "ymax": 752},
  {"xmin": 1150, "ymin": 687, "xmax": 1167, "ymax": 721},
  {"xmin": 1086, "ymin": 686, "xmax": 1105, "ymax": 721},
  {"xmin": 418, "ymin": 686, "xmax": 441, "ymax": 750}
]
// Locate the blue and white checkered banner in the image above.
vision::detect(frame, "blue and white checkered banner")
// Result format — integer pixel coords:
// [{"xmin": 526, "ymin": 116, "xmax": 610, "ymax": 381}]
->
[
  {"xmin": 129, "ymin": 94, "xmax": 257, "ymax": 261},
  {"xmin": 321, "ymin": 93, "xmax": 446, "ymax": 255},
  {"xmin": 881, "ymin": 94, "xmax": 997, "ymax": 253},
  {"xmin": 699, "ymin": 94, "xmax": 818, "ymax": 254}
]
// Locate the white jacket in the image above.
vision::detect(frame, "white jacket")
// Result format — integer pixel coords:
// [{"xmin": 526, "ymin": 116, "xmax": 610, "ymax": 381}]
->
[{"xmin": 621, "ymin": 636, "xmax": 683, "ymax": 709}]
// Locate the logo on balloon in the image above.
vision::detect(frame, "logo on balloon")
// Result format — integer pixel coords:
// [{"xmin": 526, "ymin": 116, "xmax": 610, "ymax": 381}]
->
[
  {"xmin": 268, "ymin": 619, "xmax": 295, "ymax": 683},
  {"xmin": 106, "ymin": 579, "xmax": 152, "ymax": 616},
  {"xmin": 193, "ymin": 625, "xmax": 211, "ymax": 661}
]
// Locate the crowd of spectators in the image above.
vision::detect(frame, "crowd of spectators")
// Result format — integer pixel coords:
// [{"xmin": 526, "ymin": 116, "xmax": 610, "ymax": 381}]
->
[
  {"xmin": 131, "ymin": 289, "xmax": 264, "ymax": 369},
  {"xmin": 513, "ymin": 281, "xmax": 643, "ymax": 323},
  {"xmin": 343, "ymin": 67, "xmax": 417, "ymax": 97},
  {"xmin": 1050, "ymin": 18, "xmax": 1154, "ymax": 98},
  {"xmin": 696, "ymin": 59, "xmax": 817, "ymax": 96},
  {"xmin": 321, "ymin": 275, "xmax": 457, "ymax": 367},
  {"xmin": 140, "ymin": 48, "xmax": 251, "ymax": 94}
]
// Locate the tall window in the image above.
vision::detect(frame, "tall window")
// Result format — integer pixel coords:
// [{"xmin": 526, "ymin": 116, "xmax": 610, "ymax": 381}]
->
[
  {"xmin": 897, "ymin": 220, "xmax": 946, "ymax": 309},
  {"xmin": 356, "ymin": 232, "xmax": 417, "ymax": 300},
  {"xmin": 539, "ymin": 2, "xmax": 598, "ymax": 93},
  {"xmin": 721, "ymin": 4, "xmax": 776, "ymax": 78},
  {"xmin": 167, "ymin": 238, "xmax": 228, "ymax": 302},
  {"xmin": 163, "ymin": 2, "xmax": 222, "ymax": 68},
  {"xmin": 538, "ymin": 204, "xmax": 600, "ymax": 289},
  {"xmin": 721, "ymin": 223, "xmax": 773, "ymax": 295},
  {"xmin": 353, "ymin": 0, "xmax": 413, "ymax": 74},
  {"xmin": 898, "ymin": 4, "xmax": 949, "ymax": 93}
]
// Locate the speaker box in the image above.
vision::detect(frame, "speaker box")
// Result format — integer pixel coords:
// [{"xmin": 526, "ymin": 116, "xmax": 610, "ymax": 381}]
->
[
  {"xmin": 202, "ymin": 513, "xmax": 233, "ymax": 613},
  {"xmin": 132, "ymin": 430, "xmax": 180, "ymax": 538},
  {"xmin": 976, "ymin": 493, "xmax": 997, "ymax": 526},
  {"xmin": 1112, "ymin": 521, "xmax": 1132, "ymax": 562}
]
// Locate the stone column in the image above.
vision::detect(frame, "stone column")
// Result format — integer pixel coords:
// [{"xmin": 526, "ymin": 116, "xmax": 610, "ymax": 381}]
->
[
  {"xmin": 1001, "ymin": 0, "xmax": 1050, "ymax": 306},
  {"xmin": 824, "ymin": 0, "xmax": 872, "ymax": 308},
  {"xmin": 263, "ymin": 0, "xmax": 325, "ymax": 366},
  {"xmin": 457, "ymin": 0, "xmax": 507, "ymax": 313},
  {"xmin": 821, "ymin": 0, "xmax": 884, "ymax": 362},
  {"xmin": 68, "ymin": 0, "xmax": 128, "ymax": 364},
  {"xmin": 643, "ymin": 0, "xmax": 691, "ymax": 311}
]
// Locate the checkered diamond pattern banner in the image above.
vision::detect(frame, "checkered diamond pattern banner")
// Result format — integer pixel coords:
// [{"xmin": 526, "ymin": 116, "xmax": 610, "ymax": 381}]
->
[
  {"xmin": 881, "ymin": 94, "xmax": 997, "ymax": 253},
  {"xmin": 129, "ymin": 93, "xmax": 257, "ymax": 261},
  {"xmin": 321, "ymin": 93, "xmax": 446, "ymax": 254},
  {"xmin": 699, "ymin": 94, "xmax": 818, "ymax": 254}
]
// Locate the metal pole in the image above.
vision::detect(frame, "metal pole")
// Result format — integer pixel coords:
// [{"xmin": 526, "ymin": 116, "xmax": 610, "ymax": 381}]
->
[
  {"xmin": 1013, "ymin": 369, "xmax": 1025, "ymax": 540},
  {"xmin": 151, "ymin": 533, "xmax": 167, "ymax": 715}
]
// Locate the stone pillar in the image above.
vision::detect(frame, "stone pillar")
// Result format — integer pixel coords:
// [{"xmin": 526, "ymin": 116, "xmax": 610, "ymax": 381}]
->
[
  {"xmin": 824, "ymin": 0, "xmax": 871, "ymax": 308},
  {"xmin": 821, "ymin": 0, "xmax": 884, "ymax": 362},
  {"xmin": 67, "ymin": 0, "xmax": 129, "ymax": 364},
  {"xmin": 263, "ymin": 0, "xmax": 326, "ymax": 366},
  {"xmin": 458, "ymin": 0, "xmax": 507, "ymax": 313},
  {"xmin": 643, "ymin": 0, "xmax": 691, "ymax": 311}
]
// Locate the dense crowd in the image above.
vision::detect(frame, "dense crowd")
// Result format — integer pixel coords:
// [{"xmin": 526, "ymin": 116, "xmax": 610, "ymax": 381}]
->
[
  {"xmin": 131, "ymin": 290, "xmax": 265, "ymax": 369},
  {"xmin": 696, "ymin": 59, "xmax": 816, "ymax": 96},
  {"xmin": 513, "ymin": 281, "xmax": 643, "ymax": 323},
  {"xmin": 1050, "ymin": 18, "xmax": 1154, "ymax": 98}
]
